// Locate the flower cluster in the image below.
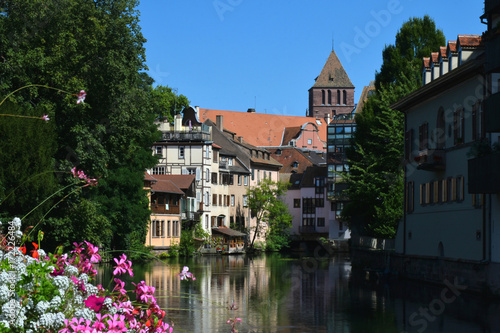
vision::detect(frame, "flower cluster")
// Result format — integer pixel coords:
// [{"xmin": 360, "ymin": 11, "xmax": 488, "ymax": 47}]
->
[
  {"xmin": 177, "ymin": 266, "xmax": 195, "ymax": 281},
  {"xmin": 70, "ymin": 167, "xmax": 97, "ymax": 187},
  {"xmin": 0, "ymin": 218, "xmax": 177, "ymax": 333}
]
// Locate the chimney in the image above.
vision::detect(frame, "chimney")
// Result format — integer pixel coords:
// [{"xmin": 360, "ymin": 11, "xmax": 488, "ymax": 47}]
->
[
  {"xmin": 237, "ymin": 136, "xmax": 244, "ymax": 143},
  {"xmin": 216, "ymin": 115, "xmax": 223, "ymax": 131},
  {"xmin": 195, "ymin": 106, "xmax": 200, "ymax": 114},
  {"xmin": 174, "ymin": 114, "xmax": 182, "ymax": 131},
  {"xmin": 247, "ymin": 108, "xmax": 255, "ymax": 113}
]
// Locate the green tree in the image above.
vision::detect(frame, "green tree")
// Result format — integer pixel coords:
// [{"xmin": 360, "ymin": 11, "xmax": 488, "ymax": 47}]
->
[
  {"xmin": 150, "ymin": 85, "xmax": 190, "ymax": 122},
  {"xmin": 375, "ymin": 15, "xmax": 445, "ymax": 90},
  {"xmin": 247, "ymin": 179, "xmax": 292, "ymax": 251},
  {"xmin": 0, "ymin": 0, "xmax": 161, "ymax": 252},
  {"xmin": 344, "ymin": 16, "xmax": 444, "ymax": 238}
]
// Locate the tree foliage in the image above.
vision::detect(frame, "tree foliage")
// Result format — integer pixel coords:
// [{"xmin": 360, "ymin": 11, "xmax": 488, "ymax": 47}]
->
[
  {"xmin": 375, "ymin": 15, "xmax": 445, "ymax": 90},
  {"xmin": 247, "ymin": 179, "xmax": 292, "ymax": 251},
  {"xmin": 0, "ymin": 0, "xmax": 187, "ymax": 253},
  {"xmin": 344, "ymin": 16, "xmax": 444, "ymax": 238},
  {"xmin": 150, "ymin": 85, "xmax": 189, "ymax": 123}
]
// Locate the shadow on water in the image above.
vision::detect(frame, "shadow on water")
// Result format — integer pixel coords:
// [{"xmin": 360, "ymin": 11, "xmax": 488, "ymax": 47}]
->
[{"xmin": 96, "ymin": 251, "xmax": 500, "ymax": 333}]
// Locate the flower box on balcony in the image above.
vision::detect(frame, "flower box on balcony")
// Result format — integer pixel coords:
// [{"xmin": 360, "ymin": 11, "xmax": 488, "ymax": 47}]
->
[{"xmin": 414, "ymin": 149, "xmax": 446, "ymax": 171}]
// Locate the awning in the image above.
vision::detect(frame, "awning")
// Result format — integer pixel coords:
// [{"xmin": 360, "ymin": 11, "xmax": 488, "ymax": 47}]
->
[{"xmin": 212, "ymin": 227, "xmax": 246, "ymax": 237}]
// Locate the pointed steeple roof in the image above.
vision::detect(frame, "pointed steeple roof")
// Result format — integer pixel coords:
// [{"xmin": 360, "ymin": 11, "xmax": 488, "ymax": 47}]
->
[{"xmin": 311, "ymin": 50, "xmax": 354, "ymax": 88}]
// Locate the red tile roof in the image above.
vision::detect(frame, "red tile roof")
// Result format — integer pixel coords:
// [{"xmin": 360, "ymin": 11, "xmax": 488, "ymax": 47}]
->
[
  {"xmin": 198, "ymin": 108, "xmax": 328, "ymax": 147},
  {"xmin": 457, "ymin": 34, "xmax": 483, "ymax": 48},
  {"xmin": 439, "ymin": 46, "xmax": 448, "ymax": 59},
  {"xmin": 150, "ymin": 174, "xmax": 196, "ymax": 190},
  {"xmin": 151, "ymin": 179, "xmax": 184, "ymax": 194},
  {"xmin": 447, "ymin": 40, "xmax": 457, "ymax": 53},
  {"xmin": 423, "ymin": 57, "xmax": 431, "ymax": 68},
  {"xmin": 281, "ymin": 126, "xmax": 301, "ymax": 146},
  {"xmin": 431, "ymin": 52, "xmax": 439, "ymax": 64}
]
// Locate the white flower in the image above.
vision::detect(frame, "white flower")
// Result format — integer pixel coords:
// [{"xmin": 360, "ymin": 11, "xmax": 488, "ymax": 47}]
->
[
  {"xmin": 73, "ymin": 294, "xmax": 83, "ymax": 305},
  {"xmin": 84, "ymin": 283, "xmax": 98, "ymax": 295},
  {"xmin": 79, "ymin": 273, "xmax": 89, "ymax": 283},
  {"xmin": 35, "ymin": 300, "xmax": 49, "ymax": 314},
  {"xmin": 65, "ymin": 265, "xmax": 78, "ymax": 277},
  {"xmin": 0, "ymin": 285, "xmax": 10, "ymax": 302},
  {"xmin": 37, "ymin": 249, "xmax": 46, "ymax": 259},
  {"xmin": 14, "ymin": 230, "xmax": 22, "ymax": 239},
  {"xmin": 74, "ymin": 307, "xmax": 95, "ymax": 321},
  {"xmin": 11, "ymin": 217, "xmax": 21, "ymax": 229},
  {"xmin": 38, "ymin": 312, "xmax": 65, "ymax": 330},
  {"xmin": 51, "ymin": 275, "xmax": 70, "ymax": 291},
  {"xmin": 49, "ymin": 295, "xmax": 62, "ymax": 309}
]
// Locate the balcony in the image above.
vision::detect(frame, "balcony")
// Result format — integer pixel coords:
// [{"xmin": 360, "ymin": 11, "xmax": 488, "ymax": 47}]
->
[
  {"xmin": 299, "ymin": 226, "xmax": 318, "ymax": 233},
  {"xmin": 468, "ymin": 153, "xmax": 500, "ymax": 193},
  {"xmin": 413, "ymin": 149, "xmax": 446, "ymax": 171},
  {"xmin": 219, "ymin": 161, "xmax": 227, "ymax": 169},
  {"xmin": 485, "ymin": 92, "xmax": 500, "ymax": 132},
  {"xmin": 161, "ymin": 130, "xmax": 211, "ymax": 142}
]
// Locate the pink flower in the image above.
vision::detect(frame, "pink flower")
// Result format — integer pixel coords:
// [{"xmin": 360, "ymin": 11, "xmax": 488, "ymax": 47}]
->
[
  {"xmin": 77, "ymin": 90, "xmax": 86, "ymax": 104},
  {"xmin": 113, "ymin": 278, "xmax": 127, "ymax": 296},
  {"xmin": 178, "ymin": 266, "xmax": 196, "ymax": 281},
  {"xmin": 132, "ymin": 281, "xmax": 156, "ymax": 304},
  {"xmin": 84, "ymin": 241, "xmax": 101, "ymax": 263},
  {"xmin": 113, "ymin": 254, "xmax": 133, "ymax": 277},
  {"xmin": 41, "ymin": 114, "xmax": 50, "ymax": 121},
  {"xmin": 84, "ymin": 295, "xmax": 106, "ymax": 312}
]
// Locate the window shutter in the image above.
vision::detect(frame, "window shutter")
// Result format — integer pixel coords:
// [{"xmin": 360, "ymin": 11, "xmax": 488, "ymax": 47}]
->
[
  {"xmin": 196, "ymin": 168, "xmax": 201, "ymax": 181},
  {"xmin": 181, "ymin": 167, "xmax": 188, "ymax": 175}
]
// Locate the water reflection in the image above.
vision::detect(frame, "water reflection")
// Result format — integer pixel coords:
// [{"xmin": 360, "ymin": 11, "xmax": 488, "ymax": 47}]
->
[{"xmin": 98, "ymin": 254, "xmax": 500, "ymax": 333}]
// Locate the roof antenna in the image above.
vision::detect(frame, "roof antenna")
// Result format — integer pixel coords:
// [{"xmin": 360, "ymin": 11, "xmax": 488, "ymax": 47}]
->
[{"xmin": 332, "ymin": 32, "xmax": 334, "ymax": 51}]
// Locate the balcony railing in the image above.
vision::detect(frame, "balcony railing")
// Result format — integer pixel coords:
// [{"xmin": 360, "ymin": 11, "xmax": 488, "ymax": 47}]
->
[
  {"xmin": 414, "ymin": 149, "xmax": 446, "ymax": 171},
  {"xmin": 485, "ymin": 92, "xmax": 500, "ymax": 132},
  {"xmin": 299, "ymin": 226, "xmax": 317, "ymax": 233},
  {"xmin": 161, "ymin": 130, "xmax": 211, "ymax": 142},
  {"xmin": 468, "ymin": 153, "xmax": 500, "ymax": 193}
]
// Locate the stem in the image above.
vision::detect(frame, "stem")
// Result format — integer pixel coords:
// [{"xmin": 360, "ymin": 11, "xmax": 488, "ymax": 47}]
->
[{"xmin": 0, "ymin": 84, "xmax": 72, "ymax": 108}]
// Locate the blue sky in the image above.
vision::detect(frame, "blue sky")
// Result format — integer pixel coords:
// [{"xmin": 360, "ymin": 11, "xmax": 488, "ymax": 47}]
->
[{"xmin": 138, "ymin": 0, "xmax": 486, "ymax": 117}]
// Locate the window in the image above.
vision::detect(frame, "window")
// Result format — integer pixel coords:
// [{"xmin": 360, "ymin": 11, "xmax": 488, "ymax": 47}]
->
[
  {"xmin": 302, "ymin": 198, "xmax": 315, "ymax": 214},
  {"xmin": 335, "ymin": 202, "xmax": 344, "ymax": 216},
  {"xmin": 206, "ymin": 145, "xmax": 210, "ymax": 159},
  {"xmin": 456, "ymin": 176, "xmax": 464, "ymax": 202},
  {"xmin": 152, "ymin": 220, "xmax": 164, "ymax": 238},
  {"xmin": 322, "ymin": 90, "xmax": 325, "ymax": 105},
  {"xmin": 328, "ymin": 90, "xmax": 332, "ymax": 105},
  {"xmin": 339, "ymin": 221, "xmax": 343, "ymax": 230},
  {"xmin": 472, "ymin": 194, "xmax": 484, "ymax": 208},
  {"xmin": 179, "ymin": 146, "xmax": 185, "ymax": 159},
  {"xmin": 451, "ymin": 177, "xmax": 457, "ymax": 201},
  {"xmin": 472, "ymin": 101, "xmax": 483, "ymax": 141},
  {"xmin": 337, "ymin": 90, "xmax": 340, "ymax": 105},
  {"xmin": 167, "ymin": 220, "xmax": 171, "ymax": 237},
  {"xmin": 302, "ymin": 218, "xmax": 315, "ymax": 226},
  {"xmin": 219, "ymin": 194, "xmax": 222, "ymax": 206},
  {"xmin": 172, "ymin": 220, "xmax": 179, "ymax": 237},
  {"xmin": 155, "ymin": 146, "xmax": 162, "ymax": 156},
  {"xmin": 206, "ymin": 168, "xmax": 210, "ymax": 182},
  {"xmin": 453, "ymin": 107, "xmax": 465, "ymax": 145},
  {"xmin": 405, "ymin": 128, "xmax": 414, "ymax": 161},
  {"xmin": 212, "ymin": 193, "xmax": 217, "ymax": 206},
  {"xmin": 228, "ymin": 157, "xmax": 233, "ymax": 166},
  {"xmin": 231, "ymin": 195, "xmax": 235, "ymax": 206},
  {"xmin": 418, "ymin": 122, "xmax": 429, "ymax": 151},
  {"xmin": 442, "ymin": 179, "xmax": 448, "ymax": 202},
  {"xmin": 152, "ymin": 166, "xmax": 165, "ymax": 175},
  {"xmin": 406, "ymin": 181, "xmax": 414, "ymax": 213},
  {"xmin": 436, "ymin": 108, "xmax": 446, "ymax": 149},
  {"xmin": 205, "ymin": 191, "xmax": 210, "ymax": 206},
  {"xmin": 243, "ymin": 195, "xmax": 248, "ymax": 207},
  {"xmin": 212, "ymin": 172, "xmax": 218, "ymax": 184},
  {"xmin": 317, "ymin": 218, "xmax": 325, "ymax": 227},
  {"xmin": 213, "ymin": 150, "xmax": 218, "ymax": 163},
  {"xmin": 244, "ymin": 175, "xmax": 248, "ymax": 186},
  {"xmin": 315, "ymin": 198, "xmax": 324, "ymax": 207},
  {"xmin": 294, "ymin": 199, "xmax": 301, "ymax": 208},
  {"xmin": 307, "ymin": 139, "xmax": 312, "ymax": 145},
  {"xmin": 433, "ymin": 181, "xmax": 440, "ymax": 204},
  {"xmin": 238, "ymin": 175, "xmax": 242, "ymax": 185},
  {"xmin": 343, "ymin": 90, "xmax": 347, "ymax": 105}
]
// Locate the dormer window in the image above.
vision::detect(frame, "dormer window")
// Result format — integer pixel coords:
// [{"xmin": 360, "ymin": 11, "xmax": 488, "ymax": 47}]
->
[
  {"xmin": 276, "ymin": 149, "xmax": 282, "ymax": 156},
  {"xmin": 292, "ymin": 161, "xmax": 299, "ymax": 168}
]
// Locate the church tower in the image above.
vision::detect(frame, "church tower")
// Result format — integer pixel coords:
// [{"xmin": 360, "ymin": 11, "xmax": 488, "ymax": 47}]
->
[{"xmin": 308, "ymin": 50, "xmax": 355, "ymax": 119}]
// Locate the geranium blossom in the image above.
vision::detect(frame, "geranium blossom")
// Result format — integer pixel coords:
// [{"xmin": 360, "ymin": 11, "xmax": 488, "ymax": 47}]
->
[
  {"xmin": 41, "ymin": 114, "xmax": 50, "ymax": 121},
  {"xmin": 113, "ymin": 254, "xmax": 133, "ymax": 277},
  {"xmin": 178, "ymin": 266, "xmax": 196, "ymax": 281},
  {"xmin": 76, "ymin": 90, "xmax": 86, "ymax": 104}
]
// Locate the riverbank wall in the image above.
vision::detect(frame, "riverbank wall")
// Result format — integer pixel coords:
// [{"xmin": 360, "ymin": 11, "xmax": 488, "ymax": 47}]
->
[{"xmin": 351, "ymin": 235, "xmax": 500, "ymax": 297}]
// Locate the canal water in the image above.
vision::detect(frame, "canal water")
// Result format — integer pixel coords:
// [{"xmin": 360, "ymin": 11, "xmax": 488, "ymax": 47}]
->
[{"xmin": 102, "ymin": 253, "xmax": 500, "ymax": 333}]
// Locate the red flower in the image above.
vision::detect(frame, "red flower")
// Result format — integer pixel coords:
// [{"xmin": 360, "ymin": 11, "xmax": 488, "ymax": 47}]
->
[
  {"xmin": 84, "ymin": 295, "xmax": 106, "ymax": 312},
  {"xmin": 30, "ymin": 242, "xmax": 39, "ymax": 259},
  {"xmin": 19, "ymin": 246, "xmax": 26, "ymax": 254}
]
